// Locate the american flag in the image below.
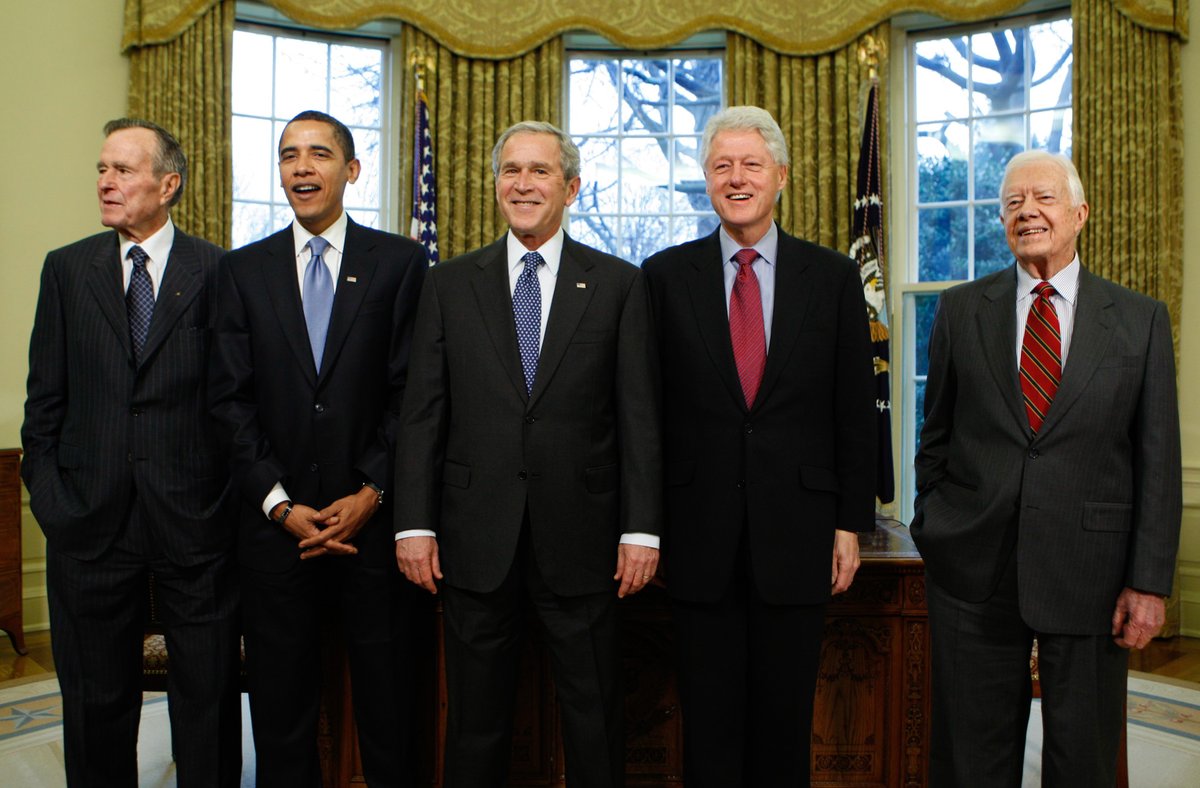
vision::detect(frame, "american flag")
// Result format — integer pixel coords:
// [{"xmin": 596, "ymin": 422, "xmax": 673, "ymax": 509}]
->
[
  {"xmin": 849, "ymin": 80, "xmax": 895, "ymax": 505},
  {"xmin": 410, "ymin": 88, "xmax": 439, "ymax": 265}
]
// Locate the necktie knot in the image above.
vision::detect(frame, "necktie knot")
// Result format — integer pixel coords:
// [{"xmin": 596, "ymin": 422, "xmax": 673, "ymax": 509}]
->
[
  {"xmin": 733, "ymin": 248, "xmax": 758, "ymax": 270},
  {"xmin": 129, "ymin": 245, "xmax": 149, "ymax": 269},
  {"xmin": 308, "ymin": 235, "xmax": 330, "ymax": 260},
  {"xmin": 520, "ymin": 250, "xmax": 544, "ymax": 273},
  {"xmin": 1034, "ymin": 281, "xmax": 1057, "ymax": 300}
]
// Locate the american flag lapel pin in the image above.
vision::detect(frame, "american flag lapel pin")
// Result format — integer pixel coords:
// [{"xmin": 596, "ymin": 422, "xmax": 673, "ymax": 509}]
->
[
  {"xmin": 576, "ymin": 282, "xmax": 587, "ymax": 288},
  {"xmin": 346, "ymin": 276, "xmax": 358, "ymax": 283}
]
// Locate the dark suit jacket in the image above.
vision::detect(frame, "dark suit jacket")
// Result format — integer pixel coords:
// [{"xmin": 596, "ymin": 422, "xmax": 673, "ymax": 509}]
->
[
  {"xmin": 642, "ymin": 227, "xmax": 877, "ymax": 606},
  {"xmin": 912, "ymin": 265, "xmax": 1182, "ymax": 634},
  {"xmin": 395, "ymin": 234, "xmax": 662, "ymax": 597},
  {"xmin": 210, "ymin": 219, "xmax": 427, "ymax": 571},
  {"xmin": 22, "ymin": 228, "xmax": 231, "ymax": 565}
]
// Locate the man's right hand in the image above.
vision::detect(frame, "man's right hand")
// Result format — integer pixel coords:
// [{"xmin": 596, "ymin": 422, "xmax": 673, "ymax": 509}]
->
[
  {"xmin": 396, "ymin": 535, "xmax": 443, "ymax": 594},
  {"xmin": 269, "ymin": 501, "xmax": 358, "ymax": 558}
]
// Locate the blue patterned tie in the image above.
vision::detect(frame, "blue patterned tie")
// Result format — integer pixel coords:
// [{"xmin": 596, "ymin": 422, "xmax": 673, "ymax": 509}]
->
[
  {"xmin": 512, "ymin": 251, "xmax": 543, "ymax": 394},
  {"xmin": 126, "ymin": 245, "xmax": 154, "ymax": 363},
  {"xmin": 303, "ymin": 236, "xmax": 334, "ymax": 370}
]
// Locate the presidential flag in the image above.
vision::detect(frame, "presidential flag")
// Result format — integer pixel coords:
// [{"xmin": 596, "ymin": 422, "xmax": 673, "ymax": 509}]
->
[
  {"xmin": 410, "ymin": 87, "xmax": 439, "ymax": 265},
  {"xmin": 850, "ymin": 80, "xmax": 895, "ymax": 504}
]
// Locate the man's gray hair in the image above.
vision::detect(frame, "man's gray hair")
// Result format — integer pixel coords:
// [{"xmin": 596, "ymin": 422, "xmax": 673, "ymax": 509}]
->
[
  {"xmin": 1000, "ymin": 150, "xmax": 1086, "ymax": 209},
  {"xmin": 700, "ymin": 106, "xmax": 790, "ymax": 170},
  {"xmin": 103, "ymin": 118, "xmax": 189, "ymax": 208},
  {"xmin": 491, "ymin": 121, "xmax": 581, "ymax": 182}
]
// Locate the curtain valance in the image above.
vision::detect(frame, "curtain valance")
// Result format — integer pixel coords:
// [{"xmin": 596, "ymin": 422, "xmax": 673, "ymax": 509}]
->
[{"xmin": 122, "ymin": 0, "xmax": 1187, "ymax": 56}]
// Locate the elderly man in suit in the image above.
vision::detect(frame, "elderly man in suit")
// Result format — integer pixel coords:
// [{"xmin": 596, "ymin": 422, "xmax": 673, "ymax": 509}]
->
[
  {"xmin": 641, "ymin": 106, "xmax": 877, "ymax": 788},
  {"xmin": 209, "ymin": 110, "xmax": 427, "ymax": 787},
  {"xmin": 22, "ymin": 118, "xmax": 240, "ymax": 786},
  {"xmin": 395, "ymin": 120, "xmax": 662, "ymax": 788},
  {"xmin": 912, "ymin": 149, "xmax": 1182, "ymax": 787}
]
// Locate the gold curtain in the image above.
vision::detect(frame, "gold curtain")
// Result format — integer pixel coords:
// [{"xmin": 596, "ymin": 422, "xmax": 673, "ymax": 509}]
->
[
  {"xmin": 398, "ymin": 27, "xmax": 563, "ymax": 260},
  {"xmin": 727, "ymin": 26, "xmax": 889, "ymax": 257},
  {"xmin": 1074, "ymin": 0, "xmax": 1185, "ymax": 635},
  {"xmin": 123, "ymin": 0, "xmax": 1188, "ymax": 57},
  {"xmin": 127, "ymin": 0, "xmax": 234, "ymax": 248}
]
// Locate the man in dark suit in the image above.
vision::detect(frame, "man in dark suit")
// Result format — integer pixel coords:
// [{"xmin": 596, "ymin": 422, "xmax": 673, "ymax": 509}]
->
[
  {"xmin": 641, "ymin": 106, "xmax": 877, "ymax": 788},
  {"xmin": 395, "ymin": 120, "xmax": 662, "ymax": 788},
  {"xmin": 913, "ymin": 150, "xmax": 1181, "ymax": 787},
  {"xmin": 21, "ymin": 118, "xmax": 240, "ymax": 786},
  {"xmin": 209, "ymin": 110, "xmax": 427, "ymax": 787}
]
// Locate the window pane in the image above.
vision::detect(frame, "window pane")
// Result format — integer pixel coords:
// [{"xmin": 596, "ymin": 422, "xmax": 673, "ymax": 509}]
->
[
  {"xmin": 917, "ymin": 121, "xmax": 968, "ymax": 203},
  {"xmin": 274, "ymin": 37, "xmax": 328, "ymax": 119},
  {"xmin": 348, "ymin": 209, "xmax": 379, "ymax": 228},
  {"xmin": 569, "ymin": 59, "xmax": 619, "ymax": 134},
  {"xmin": 671, "ymin": 58, "xmax": 722, "ymax": 133},
  {"xmin": 672, "ymin": 214, "xmax": 720, "ymax": 245},
  {"xmin": 621, "ymin": 137, "xmax": 671, "ymax": 214},
  {"xmin": 330, "ymin": 45, "xmax": 382, "ymax": 127},
  {"xmin": 232, "ymin": 30, "xmax": 273, "ymax": 116},
  {"xmin": 621, "ymin": 215, "xmax": 669, "ymax": 264},
  {"xmin": 913, "ymin": 378, "xmax": 927, "ymax": 456},
  {"xmin": 232, "ymin": 116, "xmax": 273, "ymax": 201},
  {"xmin": 918, "ymin": 207, "xmax": 968, "ymax": 281},
  {"xmin": 233, "ymin": 203, "xmax": 273, "ymax": 249},
  {"xmin": 672, "ymin": 137, "xmax": 707, "ymax": 211},
  {"xmin": 973, "ymin": 117, "xmax": 1023, "ymax": 198},
  {"xmin": 621, "ymin": 59, "xmax": 670, "ymax": 133},
  {"xmin": 912, "ymin": 293, "xmax": 939, "ymax": 378},
  {"xmin": 914, "ymin": 38, "xmax": 970, "ymax": 122},
  {"xmin": 974, "ymin": 204, "xmax": 1010, "ymax": 277},
  {"xmin": 576, "ymin": 137, "xmax": 619, "ymax": 214},
  {"xmin": 1030, "ymin": 21, "xmax": 1073, "ymax": 109},
  {"xmin": 347, "ymin": 128, "xmax": 380, "ymax": 208},
  {"xmin": 971, "ymin": 29, "xmax": 1028, "ymax": 115},
  {"xmin": 1031, "ymin": 108, "xmax": 1072, "ymax": 156},
  {"xmin": 569, "ymin": 216, "xmax": 620, "ymax": 257}
]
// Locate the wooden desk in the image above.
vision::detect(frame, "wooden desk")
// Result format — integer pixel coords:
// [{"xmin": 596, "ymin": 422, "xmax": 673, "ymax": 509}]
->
[
  {"xmin": 0, "ymin": 449, "xmax": 26, "ymax": 655},
  {"xmin": 329, "ymin": 519, "xmax": 930, "ymax": 786}
]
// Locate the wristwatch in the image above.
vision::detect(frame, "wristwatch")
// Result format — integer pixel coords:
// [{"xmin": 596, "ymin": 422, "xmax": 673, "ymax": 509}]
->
[{"xmin": 363, "ymin": 481, "xmax": 384, "ymax": 507}]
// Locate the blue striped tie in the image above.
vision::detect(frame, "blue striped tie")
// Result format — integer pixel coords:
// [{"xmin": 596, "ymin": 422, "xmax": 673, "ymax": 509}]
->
[{"xmin": 126, "ymin": 245, "xmax": 154, "ymax": 363}]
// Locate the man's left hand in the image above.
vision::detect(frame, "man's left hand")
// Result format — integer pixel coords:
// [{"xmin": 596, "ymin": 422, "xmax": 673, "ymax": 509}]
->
[
  {"xmin": 298, "ymin": 486, "xmax": 379, "ymax": 558},
  {"xmin": 831, "ymin": 529, "xmax": 861, "ymax": 595},
  {"xmin": 1112, "ymin": 587, "xmax": 1166, "ymax": 649},
  {"xmin": 615, "ymin": 544, "xmax": 659, "ymax": 598}
]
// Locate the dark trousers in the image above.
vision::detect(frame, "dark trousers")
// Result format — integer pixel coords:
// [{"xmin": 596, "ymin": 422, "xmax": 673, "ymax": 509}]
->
[
  {"xmin": 46, "ymin": 505, "xmax": 241, "ymax": 788},
  {"xmin": 240, "ymin": 553, "xmax": 420, "ymax": 788},
  {"xmin": 671, "ymin": 546, "xmax": 827, "ymax": 788},
  {"xmin": 926, "ymin": 552, "xmax": 1128, "ymax": 788},
  {"xmin": 441, "ymin": 526, "xmax": 623, "ymax": 788}
]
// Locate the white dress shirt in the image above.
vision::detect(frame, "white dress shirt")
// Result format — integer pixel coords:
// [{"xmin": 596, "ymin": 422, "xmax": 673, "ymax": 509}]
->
[
  {"xmin": 1015, "ymin": 254, "xmax": 1080, "ymax": 369},
  {"xmin": 119, "ymin": 218, "xmax": 175, "ymax": 300}
]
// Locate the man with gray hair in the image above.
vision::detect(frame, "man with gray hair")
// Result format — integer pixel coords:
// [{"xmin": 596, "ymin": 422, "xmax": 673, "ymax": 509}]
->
[
  {"xmin": 642, "ymin": 105, "xmax": 877, "ymax": 787},
  {"xmin": 395, "ymin": 120, "xmax": 662, "ymax": 787},
  {"xmin": 22, "ymin": 118, "xmax": 240, "ymax": 785},
  {"xmin": 913, "ymin": 149, "xmax": 1181, "ymax": 786}
]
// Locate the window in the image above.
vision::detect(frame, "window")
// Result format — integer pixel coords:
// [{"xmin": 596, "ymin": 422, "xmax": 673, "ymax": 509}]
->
[
  {"xmin": 231, "ymin": 22, "xmax": 391, "ymax": 248},
  {"xmin": 892, "ymin": 13, "xmax": 1072, "ymax": 519},
  {"xmin": 567, "ymin": 48, "xmax": 723, "ymax": 263}
]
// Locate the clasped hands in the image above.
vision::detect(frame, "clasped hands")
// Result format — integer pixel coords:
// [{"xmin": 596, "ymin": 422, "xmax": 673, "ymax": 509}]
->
[{"xmin": 272, "ymin": 486, "xmax": 380, "ymax": 559}]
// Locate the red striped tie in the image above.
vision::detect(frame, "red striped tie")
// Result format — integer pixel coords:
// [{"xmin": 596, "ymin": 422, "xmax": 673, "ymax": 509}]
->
[
  {"xmin": 1020, "ymin": 281, "xmax": 1062, "ymax": 434},
  {"xmin": 730, "ymin": 248, "xmax": 766, "ymax": 408}
]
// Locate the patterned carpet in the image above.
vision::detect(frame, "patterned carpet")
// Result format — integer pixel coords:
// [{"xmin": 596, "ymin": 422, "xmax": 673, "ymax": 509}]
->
[{"xmin": 1, "ymin": 672, "xmax": 1197, "ymax": 786}]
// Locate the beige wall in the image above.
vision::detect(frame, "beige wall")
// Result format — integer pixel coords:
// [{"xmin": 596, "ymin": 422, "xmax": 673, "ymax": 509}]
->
[
  {"xmin": 2, "ymin": 2, "xmax": 1199, "ymax": 635},
  {"xmin": 3, "ymin": 0, "xmax": 127, "ymax": 630}
]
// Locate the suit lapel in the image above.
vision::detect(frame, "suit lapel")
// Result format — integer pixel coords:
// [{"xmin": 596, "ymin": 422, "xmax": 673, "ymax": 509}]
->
[
  {"xmin": 1035, "ymin": 268, "xmax": 1115, "ymax": 438},
  {"xmin": 263, "ymin": 227, "xmax": 318, "ymax": 383},
  {"xmin": 755, "ymin": 231, "xmax": 813, "ymax": 411},
  {"xmin": 138, "ymin": 231, "xmax": 203, "ymax": 367},
  {"xmin": 86, "ymin": 233, "xmax": 133, "ymax": 362},
  {"xmin": 318, "ymin": 219, "xmax": 375, "ymax": 381},
  {"xmin": 977, "ymin": 267, "xmax": 1027, "ymax": 433},
  {"xmin": 686, "ymin": 231, "xmax": 745, "ymax": 410},
  {"xmin": 529, "ymin": 236, "xmax": 595, "ymax": 408},
  {"xmin": 470, "ymin": 238, "xmax": 528, "ymax": 400}
]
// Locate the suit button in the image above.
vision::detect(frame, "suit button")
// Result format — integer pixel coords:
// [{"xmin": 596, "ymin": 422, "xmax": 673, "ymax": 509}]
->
[
  {"xmin": 310, "ymin": 463, "xmax": 319, "ymax": 472},
  {"xmin": 1028, "ymin": 448, "xmax": 1040, "ymax": 459},
  {"xmin": 744, "ymin": 423, "xmax": 753, "ymax": 434},
  {"xmin": 518, "ymin": 470, "xmax": 528, "ymax": 481},
  {"xmin": 736, "ymin": 480, "xmax": 745, "ymax": 490},
  {"xmin": 525, "ymin": 416, "xmax": 536, "ymax": 424},
  {"xmin": 314, "ymin": 403, "xmax": 325, "ymax": 413},
  {"xmin": 130, "ymin": 407, "xmax": 142, "ymax": 416}
]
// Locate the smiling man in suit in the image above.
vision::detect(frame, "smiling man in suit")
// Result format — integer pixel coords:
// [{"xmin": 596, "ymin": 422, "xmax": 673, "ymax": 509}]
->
[
  {"xmin": 912, "ymin": 150, "xmax": 1182, "ymax": 787},
  {"xmin": 22, "ymin": 118, "xmax": 240, "ymax": 786},
  {"xmin": 394, "ymin": 120, "xmax": 662, "ymax": 788},
  {"xmin": 210, "ymin": 110, "xmax": 427, "ymax": 787},
  {"xmin": 641, "ymin": 106, "xmax": 877, "ymax": 788}
]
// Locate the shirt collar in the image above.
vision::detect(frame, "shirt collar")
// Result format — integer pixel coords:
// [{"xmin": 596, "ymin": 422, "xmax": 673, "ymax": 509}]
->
[
  {"xmin": 507, "ymin": 227, "xmax": 564, "ymax": 278},
  {"xmin": 1016, "ymin": 253, "xmax": 1081, "ymax": 305},
  {"xmin": 292, "ymin": 211, "xmax": 349, "ymax": 257},
  {"xmin": 719, "ymin": 221, "xmax": 779, "ymax": 267},
  {"xmin": 119, "ymin": 217, "xmax": 175, "ymax": 268}
]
